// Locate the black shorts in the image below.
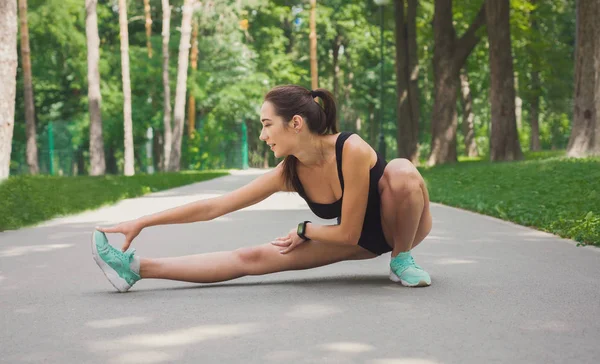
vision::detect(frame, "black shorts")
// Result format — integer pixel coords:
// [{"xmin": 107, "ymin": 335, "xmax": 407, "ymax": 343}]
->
[{"xmin": 337, "ymin": 215, "xmax": 392, "ymax": 256}]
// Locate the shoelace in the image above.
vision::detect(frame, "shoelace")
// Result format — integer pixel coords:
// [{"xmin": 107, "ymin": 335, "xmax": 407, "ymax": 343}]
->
[
  {"xmin": 100, "ymin": 243, "xmax": 134, "ymax": 266},
  {"xmin": 391, "ymin": 255, "xmax": 423, "ymax": 273}
]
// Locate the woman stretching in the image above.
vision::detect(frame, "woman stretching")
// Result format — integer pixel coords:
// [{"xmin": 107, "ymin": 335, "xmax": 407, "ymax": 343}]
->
[{"xmin": 92, "ymin": 85, "xmax": 433, "ymax": 292}]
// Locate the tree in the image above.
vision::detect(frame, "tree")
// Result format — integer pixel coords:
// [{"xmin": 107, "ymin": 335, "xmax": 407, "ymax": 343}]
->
[
  {"xmin": 394, "ymin": 0, "xmax": 420, "ymax": 162},
  {"xmin": 309, "ymin": 0, "xmax": 318, "ymax": 90},
  {"xmin": 168, "ymin": 0, "xmax": 195, "ymax": 171},
  {"xmin": 486, "ymin": 0, "xmax": 522, "ymax": 161},
  {"xmin": 459, "ymin": 67, "xmax": 478, "ymax": 157},
  {"xmin": 187, "ymin": 16, "xmax": 198, "ymax": 138},
  {"xmin": 0, "ymin": 0, "xmax": 17, "ymax": 181},
  {"xmin": 567, "ymin": 0, "xmax": 600, "ymax": 157},
  {"xmin": 528, "ymin": 1, "xmax": 542, "ymax": 153},
  {"xmin": 118, "ymin": 0, "xmax": 134, "ymax": 175},
  {"xmin": 144, "ymin": 0, "xmax": 153, "ymax": 58},
  {"xmin": 428, "ymin": 0, "xmax": 486, "ymax": 165},
  {"xmin": 161, "ymin": 0, "xmax": 172, "ymax": 171},
  {"xmin": 86, "ymin": 0, "xmax": 106, "ymax": 175},
  {"xmin": 18, "ymin": 0, "xmax": 38, "ymax": 174}
]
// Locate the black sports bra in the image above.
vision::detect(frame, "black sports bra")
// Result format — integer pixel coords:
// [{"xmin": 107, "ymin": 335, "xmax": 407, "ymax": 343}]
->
[{"xmin": 293, "ymin": 132, "xmax": 387, "ymax": 220}]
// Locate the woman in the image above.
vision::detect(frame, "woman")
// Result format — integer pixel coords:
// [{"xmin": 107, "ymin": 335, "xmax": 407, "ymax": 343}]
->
[{"xmin": 92, "ymin": 85, "xmax": 433, "ymax": 293}]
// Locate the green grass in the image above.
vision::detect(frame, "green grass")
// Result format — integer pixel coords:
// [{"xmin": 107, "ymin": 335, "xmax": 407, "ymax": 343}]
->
[
  {"xmin": 419, "ymin": 156, "xmax": 600, "ymax": 246},
  {"xmin": 0, "ymin": 171, "xmax": 229, "ymax": 231}
]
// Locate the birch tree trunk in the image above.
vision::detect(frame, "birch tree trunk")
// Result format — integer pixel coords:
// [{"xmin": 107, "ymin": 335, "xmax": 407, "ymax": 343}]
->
[
  {"xmin": 0, "ymin": 0, "xmax": 17, "ymax": 181},
  {"xmin": 161, "ymin": 0, "xmax": 172, "ymax": 171},
  {"xmin": 168, "ymin": 0, "xmax": 195, "ymax": 171},
  {"xmin": 86, "ymin": 0, "xmax": 106, "ymax": 175},
  {"xmin": 567, "ymin": 0, "xmax": 600, "ymax": 157},
  {"xmin": 486, "ymin": 0, "xmax": 523, "ymax": 161},
  {"xmin": 118, "ymin": 0, "xmax": 135, "ymax": 175},
  {"xmin": 18, "ymin": 0, "xmax": 38, "ymax": 174}
]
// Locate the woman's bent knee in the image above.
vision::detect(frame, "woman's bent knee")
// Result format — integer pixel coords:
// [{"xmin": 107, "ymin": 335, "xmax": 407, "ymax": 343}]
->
[{"xmin": 381, "ymin": 159, "xmax": 423, "ymax": 194}]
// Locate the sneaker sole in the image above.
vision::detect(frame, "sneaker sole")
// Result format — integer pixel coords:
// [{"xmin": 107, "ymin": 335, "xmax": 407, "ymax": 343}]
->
[
  {"xmin": 389, "ymin": 271, "xmax": 431, "ymax": 287},
  {"xmin": 91, "ymin": 231, "xmax": 131, "ymax": 293}
]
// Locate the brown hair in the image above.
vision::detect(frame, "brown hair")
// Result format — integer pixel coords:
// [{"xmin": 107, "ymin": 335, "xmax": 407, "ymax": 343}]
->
[{"xmin": 263, "ymin": 85, "xmax": 338, "ymax": 192}]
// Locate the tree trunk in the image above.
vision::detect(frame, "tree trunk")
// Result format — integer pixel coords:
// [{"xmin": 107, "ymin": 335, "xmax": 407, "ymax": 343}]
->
[
  {"xmin": 459, "ymin": 68, "xmax": 478, "ymax": 157},
  {"xmin": 529, "ymin": 69, "xmax": 541, "ymax": 151},
  {"xmin": 567, "ymin": 0, "xmax": 600, "ymax": 157},
  {"xmin": 428, "ymin": 0, "xmax": 486, "ymax": 165},
  {"xmin": 486, "ymin": 0, "xmax": 523, "ymax": 161},
  {"xmin": 332, "ymin": 33, "xmax": 341, "ymax": 101},
  {"xmin": 154, "ymin": 130, "xmax": 164, "ymax": 172},
  {"xmin": 282, "ymin": 17, "xmax": 294, "ymax": 53},
  {"xmin": 368, "ymin": 101, "xmax": 377, "ymax": 147},
  {"xmin": 309, "ymin": 0, "xmax": 318, "ymax": 90},
  {"xmin": 86, "ymin": 0, "xmax": 106, "ymax": 176},
  {"xmin": 341, "ymin": 68, "xmax": 354, "ymax": 132},
  {"xmin": 161, "ymin": 0, "xmax": 172, "ymax": 171},
  {"xmin": 515, "ymin": 95, "xmax": 523, "ymax": 130},
  {"xmin": 144, "ymin": 0, "xmax": 153, "ymax": 58},
  {"xmin": 514, "ymin": 74, "xmax": 522, "ymax": 130},
  {"xmin": 168, "ymin": 0, "xmax": 195, "ymax": 171},
  {"xmin": 394, "ymin": 0, "xmax": 419, "ymax": 163},
  {"xmin": 0, "ymin": 0, "xmax": 17, "ymax": 181},
  {"xmin": 187, "ymin": 17, "xmax": 198, "ymax": 138},
  {"xmin": 406, "ymin": 0, "xmax": 420, "ymax": 148},
  {"xmin": 528, "ymin": 0, "xmax": 541, "ymax": 151},
  {"xmin": 18, "ymin": 0, "xmax": 38, "ymax": 174},
  {"xmin": 118, "ymin": 0, "xmax": 135, "ymax": 175}
]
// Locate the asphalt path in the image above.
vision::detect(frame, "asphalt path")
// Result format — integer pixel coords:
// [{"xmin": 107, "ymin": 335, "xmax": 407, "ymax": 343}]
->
[{"xmin": 1, "ymin": 169, "xmax": 599, "ymax": 364}]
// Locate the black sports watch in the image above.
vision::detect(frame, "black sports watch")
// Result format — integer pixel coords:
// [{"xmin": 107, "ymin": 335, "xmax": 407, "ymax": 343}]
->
[{"xmin": 297, "ymin": 220, "xmax": 311, "ymax": 241}]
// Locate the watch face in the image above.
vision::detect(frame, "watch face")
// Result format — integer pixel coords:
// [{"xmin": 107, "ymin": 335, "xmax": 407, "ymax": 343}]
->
[{"xmin": 297, "ymin": 223, "xmax": 303, "ymax": 235}]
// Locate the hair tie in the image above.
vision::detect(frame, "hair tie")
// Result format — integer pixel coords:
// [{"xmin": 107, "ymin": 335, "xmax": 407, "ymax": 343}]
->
[{"xmin": 310, "ymin": 90, "xmax": 318, "ymax": 98}]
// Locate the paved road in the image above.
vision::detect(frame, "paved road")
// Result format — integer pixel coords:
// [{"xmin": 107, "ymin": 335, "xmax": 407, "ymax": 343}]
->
[{"xmin": 1, "ymin": 170, "xmax": 599, "ymax": 364}]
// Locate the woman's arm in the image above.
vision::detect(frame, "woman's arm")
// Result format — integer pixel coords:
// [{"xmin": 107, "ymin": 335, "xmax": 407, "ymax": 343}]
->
[
  {"xmin": 139, "ymin": 164, "xmax": 285, "ymax": 228},
  {"xmin": 99, "ymin": 164, "xmax": 286, "ymax": 251}
]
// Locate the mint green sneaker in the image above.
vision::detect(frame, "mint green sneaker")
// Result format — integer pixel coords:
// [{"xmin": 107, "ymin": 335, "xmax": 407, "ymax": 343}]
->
[
  {"xmin": 91, "ymin": 230, "xmax": 140, "ymax": 292},
  {"xmin": 389, "ymin": 252, "xmax": 431, "ymax": 287}
]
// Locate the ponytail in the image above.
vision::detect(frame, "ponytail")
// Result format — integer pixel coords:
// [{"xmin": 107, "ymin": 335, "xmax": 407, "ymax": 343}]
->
[{"xmin": 310, "ymin": 88, "xmax": 338, "ymax": 134}]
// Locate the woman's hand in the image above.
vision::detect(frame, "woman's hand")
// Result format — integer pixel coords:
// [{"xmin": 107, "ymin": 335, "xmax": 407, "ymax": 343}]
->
[
  {"xmin": 271, "ymin": 228, "xmax": 308, "ymax": 254},
  {"xmin": 96, "ymin": 220, "xmax": 143, "ymax": 252}
]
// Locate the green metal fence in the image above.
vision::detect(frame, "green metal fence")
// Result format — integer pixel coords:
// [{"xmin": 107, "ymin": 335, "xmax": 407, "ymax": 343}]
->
[{"xmin": 10, "ymin": 121, "xmax": 250, "ymax": 176}]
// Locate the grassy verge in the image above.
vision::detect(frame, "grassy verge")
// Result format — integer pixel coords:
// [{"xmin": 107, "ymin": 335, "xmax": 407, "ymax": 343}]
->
[
  {"xmin": 0, "ymin": 171, "xmax": 229, "ymax": 231},
  {"xmin": 419, "ymin": 156, "xmax": 600, "ymax": 246}
]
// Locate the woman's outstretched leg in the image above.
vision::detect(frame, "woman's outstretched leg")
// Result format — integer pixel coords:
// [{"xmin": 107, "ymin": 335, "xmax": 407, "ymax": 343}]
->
[
  {"xmin": 92, "ymin": 230, "xmax": 376, "ymax": 292},
  {"xmin": 140, "ymin": 241, "xmax": 375, "ymax": 283}
]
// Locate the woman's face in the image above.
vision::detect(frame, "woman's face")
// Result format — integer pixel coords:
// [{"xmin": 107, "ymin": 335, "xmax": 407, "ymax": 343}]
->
[{"xmin": 259, "ymin": 101, "xmax": 297, "ymax": 158}]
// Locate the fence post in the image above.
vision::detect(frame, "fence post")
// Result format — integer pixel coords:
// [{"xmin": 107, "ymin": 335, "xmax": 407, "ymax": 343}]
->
[
  {"xmin": 241, "ymin": 121, "xmax": 249, "ymax": 170},
  {"xmin": 48, "ymin": 122, "xmax": 55, "ymax": 175}
]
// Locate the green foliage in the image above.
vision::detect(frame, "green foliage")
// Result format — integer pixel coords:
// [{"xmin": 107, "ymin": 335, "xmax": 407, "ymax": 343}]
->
[
  {"xmin": 0, "ymin": 171, "xmax": 228, "ymax": 231},
  {"xmin": 11, "ymin": 0, "xmax": 578, "ymax": 173},
  {"xmin": 420, "ymin": 157, "xmax": 600, "ymax": 246}
]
